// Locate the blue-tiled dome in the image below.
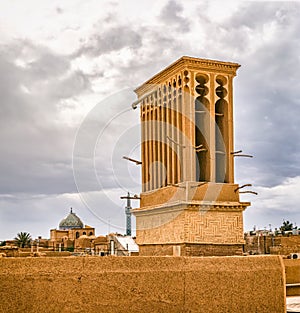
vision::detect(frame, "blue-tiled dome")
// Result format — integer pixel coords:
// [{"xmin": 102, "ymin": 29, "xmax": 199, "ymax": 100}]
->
[{"xmin": 59, "ymin": 208, "xmax": 84, "ymax": 230}]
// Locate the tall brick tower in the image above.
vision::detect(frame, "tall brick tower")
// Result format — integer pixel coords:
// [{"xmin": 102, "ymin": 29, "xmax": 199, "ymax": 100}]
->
[{"xmin": 132, "ymin": 56, "xmax": 250, "ymax": 256}]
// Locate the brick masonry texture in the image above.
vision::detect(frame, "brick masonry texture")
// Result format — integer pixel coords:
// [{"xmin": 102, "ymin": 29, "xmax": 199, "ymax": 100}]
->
[
  {"xmin": 136, "ymin": 208, "xmax": 244, "ymax": 249},
  {"xmin": 139, "ymin": 243, "xmax": 244, "ymax": 256}
]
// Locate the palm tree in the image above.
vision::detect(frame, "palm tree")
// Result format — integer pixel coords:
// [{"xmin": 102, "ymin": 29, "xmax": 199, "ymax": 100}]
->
[
  {"xmin": 280, "ymin": 220, "xmax": 293, "ymax": 232},
  {"xmin": 14, "ymin": 232, "xmax": 32, "ymax": 248}
]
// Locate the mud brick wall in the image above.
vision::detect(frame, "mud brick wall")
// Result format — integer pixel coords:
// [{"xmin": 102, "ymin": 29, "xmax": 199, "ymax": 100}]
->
[
  {"xmin": 0, "ymin": 256, "xmax": 285, "ymax": 313},
  {"xmin": 284, "ymin": 258, "xmax": 300, "ymax": 296},
  {"xmin": 270, "ymin": 236, "xmax": 300, "ymax": 255}
]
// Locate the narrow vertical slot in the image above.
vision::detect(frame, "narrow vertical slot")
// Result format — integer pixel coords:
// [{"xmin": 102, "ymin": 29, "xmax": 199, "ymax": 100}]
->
[
  {"xmin": 177, "ymin": 92, "xmax": 183, "ymax": 183},
  {"xmin": 163, "ymin": 84, "xmax": 168, "ymax": 187},
  {"xmin": 195, "ymin": 73, "xmax": 210, "ymax": 182},
  {"xmin": 215, "ymin": 76, "xmax": 228, "ymax": 183}
]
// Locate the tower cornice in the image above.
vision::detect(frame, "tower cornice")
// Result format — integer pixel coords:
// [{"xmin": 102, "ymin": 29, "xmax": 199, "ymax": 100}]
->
[{"xmin": 135, "ymin": 56, "xmax": 240, "ymax": 96}]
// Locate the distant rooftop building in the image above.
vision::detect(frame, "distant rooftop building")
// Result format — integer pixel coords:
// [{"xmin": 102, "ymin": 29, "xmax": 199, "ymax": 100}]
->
[
  {"xmin": 92, "ymin": 234, "xmax": 139, "ymax": 256},
  {"xmin": 59, "ymin": 208, "xmax": 84, "ymax": 230},
  {"xmin": 115, "ymin": 235, "xmax": 139, "ymax": 254}
]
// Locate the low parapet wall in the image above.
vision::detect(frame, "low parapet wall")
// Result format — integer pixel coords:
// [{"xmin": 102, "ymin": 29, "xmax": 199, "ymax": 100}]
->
[{"xmin": 0, "ymin": 256, "xmax": 285, "ymax": 313}]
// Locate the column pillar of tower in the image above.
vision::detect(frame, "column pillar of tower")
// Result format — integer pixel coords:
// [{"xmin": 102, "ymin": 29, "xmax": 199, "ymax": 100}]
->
[
  {"xmin": 171, "ymin": 80, "xmax": 176, "ymax": 184},
  {"xmin": 148, "ymin": 98, "xmax": 153, "ymax": 191},
  {"xmin": 157, "ymin": 90, "xmax": 162, "ymax": 189},
  {"xmin": 166, "ymin": 84, "xmax": 171, "ymax": 185},
  {"xmin": 176, "ymin": 76, "xmax": 182, "ymax": 183},
  {"xmin": 182, "ymin": 70, "xmax": 194, "ymax": 182},
  {"xmin": 151, "ymin": 94, "xmax": 157, "ymax": 190},
  {"xmin": 228, "ymin": 76, "xmax": 235, "ymax": 183},
  {"xmin": 144, "ymin": 101, "xmax": 150, "ymax": 192},
  {"xmin": 209, "ymin": 73, "xmax": 216, "ymax": 182},
  {"xmin": 141, "ymin": 101, "xmax": 146, "ymax": 192},
  {"xmin": 161, "ymin": 85, "xmax": 167, "ymax": 187}
]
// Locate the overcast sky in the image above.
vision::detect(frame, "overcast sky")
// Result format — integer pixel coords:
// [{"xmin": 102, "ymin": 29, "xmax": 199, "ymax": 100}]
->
[{"xmin": 0, "ymin": 0, "xmax": 299, "ymax": 240}]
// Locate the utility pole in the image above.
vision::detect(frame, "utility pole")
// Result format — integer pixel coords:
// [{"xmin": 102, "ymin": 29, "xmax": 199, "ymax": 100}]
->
[
  {"xmin": 120, "ymin": 192, "xmax": 141, "ymax": 236},
  {"xmin": 125, "ymin": 192, "xmax": 131, "ymax": 236}
]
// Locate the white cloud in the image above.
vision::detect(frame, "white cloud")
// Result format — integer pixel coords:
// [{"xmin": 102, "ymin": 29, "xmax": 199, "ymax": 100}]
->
[
  {"xmin": 243, "ymin": 176, "xmax": 300, "ymax": 230},
  {"xmin": 255, "ymin": 176, "xmax": 300, "ymax": 213}
]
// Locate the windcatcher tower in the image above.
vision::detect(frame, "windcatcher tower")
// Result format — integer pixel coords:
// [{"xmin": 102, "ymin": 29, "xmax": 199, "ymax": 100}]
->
[{"xmin": 132, "ymin": 56, "xmax": 250, "ymax": 256}]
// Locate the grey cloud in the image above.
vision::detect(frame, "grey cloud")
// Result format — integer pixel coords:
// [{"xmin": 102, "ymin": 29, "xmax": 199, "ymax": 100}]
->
[
  {"xmin": 0, "ymin": 124, "xmax": 77, "ymax": 194},
  {"xmin": 0, "ymin": 41, "xmax": 92, "ymax": 195},
  {"xmin": 73, "ymin": 88, "xmax": 140, "ymax": 194},
  {"xmin": 75, "ymin": 26, "xmax": 142, "ymax": 57},
  {"xmin": 225, "ymin": 2, "xmax": 298, "ymax": 30},
  {"xmin": 0, "ymin": 57, "xmax": 28, "ymax": 122},
  {"xmin": 234, "ymin": 22, "xmax": 300, "ymax": 187},
  {"xmin": 108, "ymin": 27, "xmax": 188, "ymax": 88},
  {"xmin": 3, "ymin": 40, "xmax": 70, "ymax": 79},
  {"xmin": 27, "ymin": 50, "xmax": 70, "ymax": 79},
  {"xmin": 56, "ymin": 7, "xmax": 63, "ymax": 14},
  {"xmin": 221, "ymin": 2, "xmax": 300, "ymax": 55},
  {"xmin": 159, "ymin": 0, "xmax": 190, "ymax": 32},
  {"xmin": 45, "ymin": 70, "xmax": 91, "ymax": 100},
  {"xmin": 188, "ymin": 2, "xmax": 300, "ymax": 61},
  {"xmin": 0, "ymin": 41, "xmax": 90, "ymax": 124}
]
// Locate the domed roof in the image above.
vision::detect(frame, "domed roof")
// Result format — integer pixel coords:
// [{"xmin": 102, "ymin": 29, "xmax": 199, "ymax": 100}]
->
[
  {"xmin": 94, "ymin": 236, "xmax": 107, "ymax": 243},
  {"xmin": 59, "ymin": 208, "xmax": 84, "ymax": 230}
]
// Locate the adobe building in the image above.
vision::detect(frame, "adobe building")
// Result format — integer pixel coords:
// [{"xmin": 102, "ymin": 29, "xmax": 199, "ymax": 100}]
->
[
  {"xmin": 244, "ymin": 229, "xmax": 300, "ymax": 256},
  {"xmin": 50, "ymin": 208, "xmax": 95, "ymax": 252},
  {"xmin": 132, "ymin": 56, "xmax": 250, "ymax": 256},
  {"xmin": 92, "ymin": 234, "xmax": 139, "ymax": 256}
]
